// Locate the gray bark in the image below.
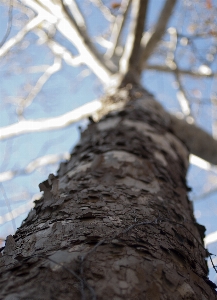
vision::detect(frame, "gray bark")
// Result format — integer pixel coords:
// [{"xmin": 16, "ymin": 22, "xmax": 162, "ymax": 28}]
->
[{"xmin": 0, "ymin": 85, "xmax": 216, "ymax": 300}]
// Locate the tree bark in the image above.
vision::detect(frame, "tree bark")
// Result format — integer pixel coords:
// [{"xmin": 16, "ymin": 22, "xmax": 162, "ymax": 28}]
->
[{"xmin": 0, "ymin": 85, "xmax": 216, "ymax": 300}]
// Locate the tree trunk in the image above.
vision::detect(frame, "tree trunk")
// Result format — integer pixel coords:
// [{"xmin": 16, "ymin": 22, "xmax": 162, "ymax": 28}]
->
[{"xmin": 0, "ymin": 85, "xmax": 216, "ymax": 300}]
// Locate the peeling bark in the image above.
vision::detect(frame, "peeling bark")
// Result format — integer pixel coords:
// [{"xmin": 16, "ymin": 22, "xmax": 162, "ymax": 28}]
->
[{"xmin": 0, "ymin": 86, "xmax": 216, "ymax": 300}]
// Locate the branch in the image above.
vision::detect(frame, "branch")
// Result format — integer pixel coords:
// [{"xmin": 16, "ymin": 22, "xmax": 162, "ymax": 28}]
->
[
  {"xmin": 119, "ymin": 0, "xmax": 148, "ymax": 80},
  {"xmin": 17, "ymin": 57, "xmax": 62, "ymax": 118},
  {"xmin": 141, "ymin": 0, "xmax": 177, "ymax": 66},
  {"xmin": 204, "ymin": 230, "xmax": 217, "ymax": 247},
  {"xmin": 189, "ymin": 155, "xmax": 217, "ymax": 178},
  {"xmin": 0, "ymin": 153, "xmax": 69, "ymax": 182},
  {"xmin": 33, "ymin": 27, "xmax": 84, "ymax": 67},
  {"xmin": 90, "ymin": 0, "xmax": 115, "ymax": 22},
  {"xmin": 145, "ymin": 64, "xmax": 217, "ymax": 78},
  {"xmin": 0, "ymin": 100, "xmax": 102, "ymax": 140},
  {"xmin": 63, "ymin": 0, "xmax": 86, "ymax": 29},
  {"xmin": 175, "ymin": 75, "xmax": 192, "ymax": 119},
  {"xmin": 0, "ymin": 194, "xmax": 40, "ymax": 226},
  {"xmin": 47, "ymin": 39, "xmax": 83, "ymax": 66},
  {"xmin": 21, "ymin": 0, "xmax": 112, "ymax": 84},
  {"xmin": 105, "ymin": 0, "xmax": 132, "ymax": 59},
  {"xmin": 170, "ymin": 115, "xmax": 217, "ymax": 165},
  {"xmin": 0, "ymin": 15, "xmax": 43, "ymax": 57},
  {"xmin": 60, "ymin": 0, "xmax": 112, "ymax": 74}
]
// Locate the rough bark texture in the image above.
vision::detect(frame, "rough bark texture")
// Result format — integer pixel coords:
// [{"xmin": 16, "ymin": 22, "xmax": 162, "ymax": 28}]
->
[{"xmin": 0, "ymin": 86, "xmax": 216, "ymax": 300}]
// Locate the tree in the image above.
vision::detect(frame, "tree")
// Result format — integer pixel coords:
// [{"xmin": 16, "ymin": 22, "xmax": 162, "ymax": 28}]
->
[{"xmin": 0, "ymin": 0, "xmax": 217, "ymax": 298}]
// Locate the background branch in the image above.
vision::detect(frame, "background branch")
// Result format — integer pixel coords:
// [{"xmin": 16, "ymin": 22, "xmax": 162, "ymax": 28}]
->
[
  {"xmin": 0, "ymin": 100, "xmax": 102, "ymax": 140},
  {"xmin": 0, "ymin": 195, "xmax": 39, "ymax": 226},
  {"xmin": 16, "ymin": 57, "xmax": 62, "ymax": 118},
  {"xmin": 22, "ymin": 0, "xmax": 112, "ymax": 83},
  {"xmin": 119, "ymin": 0, "xmax": 149, "ymax": 82},
  {"xmin": 141, "ymin": 0, "xmax": 177, "ymax": 67},
  {"xmin": 145, "ymin": 64, "xmax": 217, "ymax": 78},
  {"xmin": 90, "ymin": 0, "xmax": 115, "ymax": 22},
  {"xmin": 105, "ymin": 0, "xmax": 132, "ymax": 59},
  {"xmin": 0, "ymin": 153, "xmax": 69, "ymax": 183},
  {"xmin": 62, "ymin": 0, "xmax": 86, "ymax": 29},
  {"xmin": 0, "ymin": 15, "xmax": 43, "ymax": 57}
]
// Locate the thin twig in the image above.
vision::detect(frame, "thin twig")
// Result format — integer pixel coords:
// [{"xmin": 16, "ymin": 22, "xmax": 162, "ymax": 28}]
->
[{"xmin": 209, "ymin": 254, "xmax": 217, "ymax": 273}]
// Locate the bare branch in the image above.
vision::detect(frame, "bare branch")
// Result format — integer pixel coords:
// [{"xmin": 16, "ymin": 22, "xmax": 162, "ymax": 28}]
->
[
  {"xmin": 0, "ymin": 100, "xmax": 102, "ymax": 141},
  {"xmin": 63, "ymin": 0, "xmax": 86, "ymax": 29},
  {"xmin": 105, "ymin": 0, "xmax": 132, "ymax": 59},
  {"xmin": 190, "ymin": 155, "xmax": 217, "ymax": 173},
  {"xmin": 17, "ymin": 57, "xmax": 62, "ymax": 118},
  {"xmin": 95, "ymin": 36, "xmax": 113, "ymax": 49},
  {"xmin": 141, "ymin": 0, "xmax": 177, "ymax": 66},
  {"xmin": 204, "ymin": 230, "xmax": 217, "ymax": 247},
  {"xmin": 22, "ymin": 0, "xmax": 112, "ymax": 84},
  {"xmin": 145, "ymin": 64, "xmax": 217, "ymax": 78},
  {"xmin": 175, "ymin": 74, "xmax": 192, "ymax": 119},
  {"xmin": 0, "ymin": 15, "xmax": 43, "ymax": 57},
  {"xmin": 0, "ymin": 194, "xmax": 40, "ymax": 226},
  {"xmin": 0, "ymin": 153, "xmax": 70, "ymax": 183},
  {"xmin": 21, "ymin": 0, "xmax": 57, "ymax": 22},
  {"xmin": 47, "ymin": 40, "xmax": 83, "ymax": 66},
  {"xmin": 90, "ymin": 0, "xmax": 115, "ymax": 22},
  {"xmin": 119, "ymin": 0, "xmax": 148, "ymax": 81},
  {"xmin": 33, "ymin": 27, "xmax": 84, "ymax": 67},
  {"xmin": 170, "ymin": 115, "xmax": 217, "ymax": 165}
]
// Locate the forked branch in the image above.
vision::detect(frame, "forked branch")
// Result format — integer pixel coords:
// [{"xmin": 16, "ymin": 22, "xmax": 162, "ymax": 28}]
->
[{"xmin": 119, "ymin": 0, "xmax": 149, "ymax": 83}]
